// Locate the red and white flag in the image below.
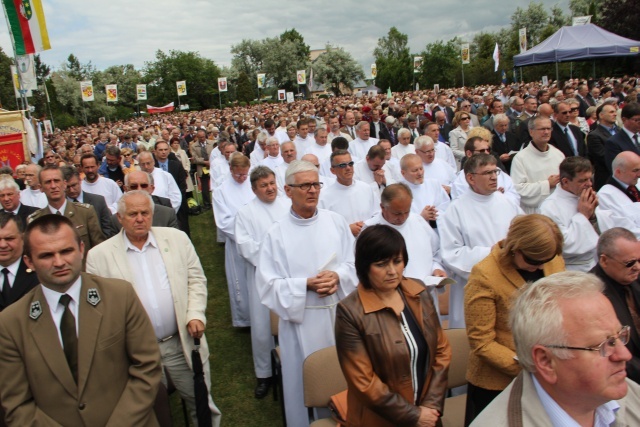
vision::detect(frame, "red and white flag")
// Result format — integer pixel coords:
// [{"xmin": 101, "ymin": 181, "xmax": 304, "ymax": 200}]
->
[{"xmin": 147, "ymin": 102, "xmax": 175, "ymax": 114}]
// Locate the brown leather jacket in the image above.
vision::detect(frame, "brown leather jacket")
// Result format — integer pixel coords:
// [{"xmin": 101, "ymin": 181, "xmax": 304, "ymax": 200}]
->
[{"xmin": 335, "ymin": 278, "xmax": 451, "ymax": 427}]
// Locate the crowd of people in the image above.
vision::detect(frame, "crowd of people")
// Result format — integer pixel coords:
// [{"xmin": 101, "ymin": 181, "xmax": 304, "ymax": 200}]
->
[{"xmin": 0, "ymin": 74, "xmax": 639, "ymax": 426}]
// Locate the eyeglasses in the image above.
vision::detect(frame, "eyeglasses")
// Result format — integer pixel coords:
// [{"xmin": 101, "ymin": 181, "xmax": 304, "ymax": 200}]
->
[
  {"xmin": 233, "ymin": 173, "xmax": 249, "ymax": 179},
  {"xmin": 521, "ymin": 252, "xmax": 555, "ymax": 266},
  {"xmin": 128, "ymin": 183, "xmax": 150, "ymax": 190},
  {"xmin": 473, "ymin": 148, "xmax": 491, "ymax": 154},
  {"xmin": 332, "ymin": 161, "xmax": 354, "ymax": 169},
  {"xmin": 417, "ymin": 148, "xmax": 436, "ymax": 154},
  {"xmin": 606, "ymin": 255, "xmax": 640, "ymax": 269},
  {"xmin": 471, "ymin": 169, "xmax": 501, "ymax": 177},
  {"xmin": 559, "ymin": 111, "xmax": 571, "ymax": 115},
  {"xmin": 545, "ymin": 325, "xmax": 631, "ymax": 358},
  {"xmin": 534, "ymin": 127, "xmax": 552, "ymax": 132},
  {"xmin": 288, "ymin": 182, "xmax": 323, "ymax": 191},
  {"xmin": 570, "ymin": 107, "xmax": 580, "ymax": 112}
]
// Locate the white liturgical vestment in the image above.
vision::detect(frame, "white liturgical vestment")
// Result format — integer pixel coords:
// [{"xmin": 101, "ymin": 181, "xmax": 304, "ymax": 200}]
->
[{"xmin": 319, "ymin": 180, "xmax": 379, "ymax": 226}]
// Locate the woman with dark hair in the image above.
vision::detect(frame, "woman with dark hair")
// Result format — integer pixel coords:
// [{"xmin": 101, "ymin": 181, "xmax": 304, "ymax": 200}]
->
[
  {"xmin": 463, "ymin": 214, "xmax": 565, "ymax": 425},
  {"xmin": 335, "ymin": 225, "xmax": 451, "ymax": 427}
]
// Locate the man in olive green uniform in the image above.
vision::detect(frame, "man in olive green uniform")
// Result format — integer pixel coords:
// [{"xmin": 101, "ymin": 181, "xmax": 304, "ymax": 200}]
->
[{"xmin": 27, "ymin": 166, "xmax": 105, "ymax": 263}]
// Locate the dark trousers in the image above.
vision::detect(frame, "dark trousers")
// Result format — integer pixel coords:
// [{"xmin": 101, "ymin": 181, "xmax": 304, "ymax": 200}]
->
[
  {"xmin": 464, "ymin": 382, "xmax": 502, "ymax": 426},
  {"xmin": 201, "ymin": 173, "xmax": 211, "ymax": 206}
]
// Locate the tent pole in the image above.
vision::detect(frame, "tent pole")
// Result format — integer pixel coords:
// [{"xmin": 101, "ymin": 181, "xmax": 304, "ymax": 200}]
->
[
  {"xmin": 593, "ymin": 61, "xmax": 596, "ymax": 78},
  {"xmin": 570, "ymin": 62, "xmax": 573, "ymax": 79},
  {"xmin": 555, "ymin": 62, "xmax": 559, "ymax": 82}
]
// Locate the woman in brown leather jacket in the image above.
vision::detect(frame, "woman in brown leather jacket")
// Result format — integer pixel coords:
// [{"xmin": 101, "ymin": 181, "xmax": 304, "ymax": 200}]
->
[{"xmin": 335, "ymin": 225, "xmax": 451, "ymax": 427}]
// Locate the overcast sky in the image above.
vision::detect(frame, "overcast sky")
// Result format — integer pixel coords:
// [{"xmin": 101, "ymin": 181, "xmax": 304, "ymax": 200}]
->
[{"xmin": 0, "ymin": 0, "xmax": 569, "ymax": 72}]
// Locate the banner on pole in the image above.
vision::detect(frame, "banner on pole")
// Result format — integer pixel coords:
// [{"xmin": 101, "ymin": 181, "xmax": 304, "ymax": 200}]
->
[
  {"xmin": 218, "ymin": 77, "xmax": 228, "ymax": 92},
  {"xmin": 519, "ymin": 28, "xmax": 527, "ymax": 53},
  {"xmin": 296, "ymin": 70, "xmax": 306, "ymax": 85},
  {"xmin": 572, "ymin": 16, "xmax": 592, "ymax": 26},
  {"xmin": 15, "ymin": 55, "xmax": 37, "ymax": 91},
  {"xmin": 11, "ymin": 66, "xmax": 31, "ymax": 98},
  {"xmin": 147, "ymin": 102, "xmax": 175, "ymax": 114},
  {"xmin": 461, "ymin": 44, "xmax": 470, "ymax": 64},
  {"xmin": 43, "ymin": 119, "xmax": 52, "ymax": 134},
  {"xmin": 106, "ymin": 84, "xmax": 118, "ymax": 102},
  {"xmin": 136, "ymin": 84, "xmax": 147, "ymax": 101},
  {"xmin": 371, "ymin": 64, "xmax": 377, "ymax": 78},
  {"xmin": 80, "ymin": 81, "xmax": 94, "ymax": 102},
  {"xmin": 257, "ymin": 73, "xmax": 266, "ymax": 89},
  {"xmin": 277, "ymin": 89, "xmax": 286, "ymax": 101},
  {"xmin": 0, "ymin": 132, "xmax": 26, "ymax": 168},
  {"xmin": 413, "ymin": 57, "xmax": 423, "ymax": 74},
  {"xmin": 176, "ymin": 80, "xmax": 187, "ymax": 96},
  {"xmin": 1, "ymin": 0, "xmax": 51, "ymax": 55},
  {"xmin": 286, "ymin": 92, "xmax": 294, "ymax": 103}
]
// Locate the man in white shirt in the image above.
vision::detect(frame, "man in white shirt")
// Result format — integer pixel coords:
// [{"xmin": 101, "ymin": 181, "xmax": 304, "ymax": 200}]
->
[
  {"xmin": 319, "ymin": 150, "xmax": 379, "ymax": 237},
  {"xmin": 274, "ymin": 142, "xmax": 298, "ymax": 195},
  {"xmin": 415, "ymin": 136, "xmax": 456, "ymax": 195},
  {"xmin": 80, "ymin": 154, "xmax": 122, "ymax": 214},
  {"xmin": 348, "ymin": 121, "xmax": 379, "ymax": 160},
  {"xmin": 293, "ymin": 119, "xmax": 314, "ymax": 157},
  {"xmin": 327, "ymin": 115, "xmax": 351, "ymax": 143},
  {"xmin": 424, "ymin": 122, "xmax": 457, "ymax": 170},
  {"xmin": 353, "ymin": 145, "xmax": 395, "ymax": 192},
  {"xmin": 256, "ymin": 160, "xmax": 357, "ymax": 427},
  {"xmin": 20, "ymin": 164, "xmax": 47, "ymax": 208},
  {"xmin": 399, "ymin": 154, "xmax": 450, "ymax": 224},
  {"xmin": 363, "ymin": 183, "xmax": 447, "ymax": 316},
  {"xmin": 260, "ymin": 137, "xmax": 283, "ymax": 170},
  {"xmin": 438, "ymin": 153, "xmax": 523, "ymax": 328},
  {"xmin": 378, "ymin": 139, "xmax": 402, "ymax": 182},
  {"xmin": 235, "ymin": 166, "xmax": 290, "ymax": 399},
  {"xmin": 305, "ymin": 127, "xmax": 331, "ymax": 164},
  {"xmin": 137, "ymin": 151, "xmax": 182, "ymax": 212},
  {"xmin": 511, "ymin": 116, "xmax": 565, "ymax": 213},
  {"xmin": 249, "ymin": 133, "xmax": 267, "ymax": 167},
  {"xmin": 390, "ymin": 128, "xmax": 416, "ymax": 160},
  {"xmin": 540, "ymin": 157, "xmax": 599, "ymax": 271},
  {"xmin": 597, "ymin": 151, "xmax": 640, "ymax": 237},
  {"xmin": 471, "ymin": 272, "xmax": 640, "ymax": 426}
]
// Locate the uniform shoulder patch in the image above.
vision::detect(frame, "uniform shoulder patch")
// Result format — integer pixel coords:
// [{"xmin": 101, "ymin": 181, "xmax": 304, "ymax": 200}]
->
[{"xmin": 29, "ymin": 301, "xmax": 42, "ymax": 320}]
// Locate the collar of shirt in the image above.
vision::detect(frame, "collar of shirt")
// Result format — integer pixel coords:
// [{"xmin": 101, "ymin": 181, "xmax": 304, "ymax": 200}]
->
[
  {"xmin": 532, "ymin": 373, "xmax": 619, "ymax": 427},
  {"xmin": 612, "ymin": 175, "xmax": 634, "ymax": 191},
  {"xmin": 2, "ymin": 257, "xmax": 22, "ymax": 282},
  {"xmin": 48, "ymin": 199, "xmax": 68, "ymax": 215},
  {"xmin": 68, "ymin": 193, "xmax": 83, "ymax": 203},
  {"xmin": 622, "ymin": 126, "xmax": 638, "ymax": 142},
  {"xmin": 602, "ymin": 124, "xmax": 616, "ymax": 134},
  {"xmin": 41, "ymin": 275, "xmax": 82, "ymax": 317},
  {"xmin": 158, "ymin": 159, "xmax": 169, "ymax": 166},
  {"xmin": 9, "ymin": 203, "xmax": 21, "ymax": 215},
  {"xmin": 290, "ymin": 208, "xmax": 318, "ymax": 220},
  {"xmin": 123, "ymin": 230, "xmax": 157, "ymax": 253}
]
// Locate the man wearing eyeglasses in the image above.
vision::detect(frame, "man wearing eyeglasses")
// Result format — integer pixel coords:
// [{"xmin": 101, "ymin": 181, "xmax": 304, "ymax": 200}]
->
[
  {"xmin": 438, "ymin": 153, "xmax": 523, "ymax": 329},
  {"xmin": 320, "ymin": 150, "xmax": 379, "ymax": 237},
  {"xmin": 256, "ymin": 160, "xmax": 357, "ymax": 427},
  {"xmin": 591, "ymin": 228, "xmax": 640, "ymax": 384},
  {"xmin": 540, "ymin": 157, "xmax": 599, "ymax": 272},
  {"xmin": 550, "ymin": 101, "xmax": 587, "ymax": 158},
  {"xmin": 61, "ymin": 166, "xmax": 113, "ymax": 238},
  {"xmin": 414, "ymin": 136, "xmax": 456, "ymax": 195},
  {"xmin": 471, "ymin": 271, "xmax": 640, "ymax": 426}
]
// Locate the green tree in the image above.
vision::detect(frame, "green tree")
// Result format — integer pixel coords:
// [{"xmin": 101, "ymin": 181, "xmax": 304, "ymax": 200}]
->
[
  {"xmin": 143, "ymin": 50, "xmax": 221, "ymax": 110},
  {"xmin": 261, "ymin": 37, "xmax": 309, "ymax": 92},
  {"xmin": 511, "ymin": 2, "xmax": 550, "ymax": 48},
  {"xmin": 235, "ymin": 71, "xmax": 255, "ymax": 103},
  {"xmin": 312, "ymin": 45, "xmax": 364, "ymax": 96},
  {"xmin": 599, "ymin": 0, "xmax": 640, "ymax": 40},
  {"xmin": 569, "ymin": 0, "xmax": 605, "ymax": 19},
  {"xmin": 0, "ymin": 47, "xmax": 16, "ymax": 111},
  {"xmin": 373, "ymin": 27, "xmax": 412, "ymax": 92},
  {"xmin": 418, "ymin": 39, "xmax": 459, "ymax": 88},
  {"xmin": 230, "ymin": 39, "xmax": 265, "ymax": 79},
  {"xmin": 280, "ymin": 29, "xmax": 310, "ymax": 62}
]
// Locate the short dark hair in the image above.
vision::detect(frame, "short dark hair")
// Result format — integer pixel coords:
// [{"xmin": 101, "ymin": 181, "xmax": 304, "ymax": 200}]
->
[
  {"xmin": 154, "ymin": 140, "xmax": 170, "ymax": 150},
  {"xmin": 331, "ymin": 137, "xmax": 349, "ymax": 151},
  {"xmin": 621, "ymin": 102, "xmax": 640, "ymax": 120},
  {"xmin": 250, "ymin": 166, "xmax": 275, "ymax": 189},
  {"xmin": 330, "ymin": 149, "xmax": 350, "ymax": 166},
  {"xmin": 367, "ymin": 145, "xmax": 386, "ymax": 160},
  {"xmin": 104, "ymin": 145, "xmax": 121, "ymax": 157},
  {"xmin": 80, "ymin": 153, "xmax": 99, "ymax": 167},
  {"xmin": 559, "ymin": 156, "xmax": 593, "ymax": 181},
  {"xmin": 38, "ymin": 164, "xmax": 62, "ymax": 183},
  {"xmin": 60, "ymin": 165, "xmax": 80, "ymax": 181},
  {"xmin": 464, "ymin": 153, "xmax": 496, "ymax": 175},
  {"xmin": 24, "ymin": 214, "xmax": 81, "ymax": 258},
  {"xmin": 0, "ymin": 211, "xmax": 23, "ymax": 233},
  {"xmin": 355, "ymin": 225, "xmax": 408, "ymax": 289},
  {"xmin": 464, "ymin": 136, "xmax": 485, "ymax": 153}
]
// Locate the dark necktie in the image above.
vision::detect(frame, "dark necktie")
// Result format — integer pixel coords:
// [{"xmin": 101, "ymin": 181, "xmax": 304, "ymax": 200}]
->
[
  {"xmin": 349, "ymin": 127, "xmax": 354, "ymax": 139},
  {"xmin": 629, "ymin": 185, "xmax": 640, "ymax": 202},
  {"xmin": 1, "ymin": 268, "xmax": 10, "ymax": 304},
  {"xmin": 634, "ymin": 134, "xmax": 640, "ymax": 151},
  {"xmin": 73, "ymin": 198, "xmax": 79, "ymax": 203},
  {"xmin": 624, "ymin": 286, "xmax": 640, "ymax": 335},
  {"xmin": 59, "ymin": 294, "xmax": 78, "ymax": 383},
  {"xmin": 55, "ymin": 210, "xmax": 62, "ymax": 216}
]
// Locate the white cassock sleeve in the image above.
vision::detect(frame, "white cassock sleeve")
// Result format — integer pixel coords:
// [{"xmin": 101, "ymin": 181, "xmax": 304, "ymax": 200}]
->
[
  {"xmin": 540, "ymin": 200, "xmax": 598, "ymax": 262},
  {"xmin": 235, "ymin": 207, "xmax": 260, "ymax": 267},
  {"xmin": 510, "ymin": 155, "xmax": 551, "ymax": 208},
  {"xmin": 213, "ymin": 188, "xmax": 235, "ymax": 240},
  {"xmin": 427, "ymin": 225, "xmax": 444, "ymax": 273}
]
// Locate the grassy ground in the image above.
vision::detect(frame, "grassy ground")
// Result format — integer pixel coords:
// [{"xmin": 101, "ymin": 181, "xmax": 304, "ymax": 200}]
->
[{"xmin": 169, "ymin": 210, "xmax": 284, "ymax": 426}]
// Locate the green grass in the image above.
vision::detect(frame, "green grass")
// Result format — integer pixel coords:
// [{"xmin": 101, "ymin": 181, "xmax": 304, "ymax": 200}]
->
[{"xmin": 169, "ymin": 211, "xmax": 284, "ymax": 426}]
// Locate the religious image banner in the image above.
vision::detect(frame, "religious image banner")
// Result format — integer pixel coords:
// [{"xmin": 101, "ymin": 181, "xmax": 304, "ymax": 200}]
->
[
  {"xmin": 413, "ymin": 57, "xmax": 423, "ymax": 74},
  {"xmin": 106, "ymin": 84, "xmax": 118, "ymax": 102},
  {"xmin": 296, "ymin": 70, "xmax": 306, "ymax": 85},
  {"xmin": 519, "ymin": 28, "xmax": 527, "ymax": 53},
  {"xmin": 461, "ymin": 44, "xmax": 470, "ymax": 64},
  {"xmin": 176, "ymin": 80, "xmax": 187, "ymax": 96},
  {"xmin": 81, "ymin": 81, "xmax": 94, "ymax": 102},
  {"xmin": 218, "ymin": 77, "xmax": 228, "ymax": 92},
  {"xmin": 257, "ymin": 73, "xmax": 266, "ymax": 89},
  {"xmin": 371, "ymin": 64, "xmax": 377, "ymax": 78},
  {"xmin": 136, "ymin": 84, "xmax": 147, "ymax": 101}
]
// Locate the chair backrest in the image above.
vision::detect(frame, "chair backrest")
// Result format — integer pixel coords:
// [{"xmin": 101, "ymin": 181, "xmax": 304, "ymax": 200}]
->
[
  {"xmin": 303, "ymin": 346, "xmax": 347, "ymax": 408},
  {"xmin": 270, "ymin": 310, "xmax": 279, "ymax": 337},
  {"xmin": 444, "ymin": 328, "xmax": 470, "ymax": 389}
]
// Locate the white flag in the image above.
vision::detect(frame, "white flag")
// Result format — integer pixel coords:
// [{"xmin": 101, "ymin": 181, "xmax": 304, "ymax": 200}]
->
[{"xmin": 493, "ymin": 43, "xmax": 500, "ymax": 72}]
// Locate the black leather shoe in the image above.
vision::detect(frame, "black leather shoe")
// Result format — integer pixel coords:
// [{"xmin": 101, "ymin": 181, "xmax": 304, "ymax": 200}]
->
[{"xmin": 254, "ymin": 377, "xmax": 272, "ymax": 399}]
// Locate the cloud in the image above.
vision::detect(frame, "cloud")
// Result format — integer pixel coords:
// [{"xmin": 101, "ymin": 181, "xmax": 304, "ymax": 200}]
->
[{"xmin": 0, "ymin": 0, "xmax": 569, "ymax": 71}]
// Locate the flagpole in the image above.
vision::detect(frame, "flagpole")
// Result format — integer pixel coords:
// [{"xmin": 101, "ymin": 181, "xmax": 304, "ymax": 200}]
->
[
  {"xmin": 218, "ymin": 92, "xmax": 221, "ymax": 110},
  {"xmin": 42, "ymin": 81, "xmax": 54, "ymax": 129}
]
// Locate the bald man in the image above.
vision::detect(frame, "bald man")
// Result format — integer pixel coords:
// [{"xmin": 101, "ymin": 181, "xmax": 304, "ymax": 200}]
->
[{"xmin": 597, "ymin": 151, "xmax": 640, "ymax": 237}]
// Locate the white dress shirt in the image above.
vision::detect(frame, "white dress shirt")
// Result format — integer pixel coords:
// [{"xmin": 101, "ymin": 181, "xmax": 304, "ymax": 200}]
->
[{"xmin": 42, "ymin": 276, "xmax": 82, "ymax": 346}]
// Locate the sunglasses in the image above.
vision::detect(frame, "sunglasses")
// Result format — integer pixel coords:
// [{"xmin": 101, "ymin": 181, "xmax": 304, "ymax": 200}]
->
[
  {"xmin": 128, "ymin": 183, "xmax": 150, "ymax": 190},
  {"xmin": 607, "ymin": 255, "xmax": 640, "ymax": 269},
  {"xmin": 522, "ymin": 252, "xmax": 555, "ymax": 266},
  {"xmin": 332, "ymin": 161, "xmax": 354, "ymax": 169}
]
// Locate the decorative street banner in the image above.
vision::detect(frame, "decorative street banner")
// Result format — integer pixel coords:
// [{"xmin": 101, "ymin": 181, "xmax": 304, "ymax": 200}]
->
[
  {"xmin": 15, "ymin": 55, "xmax": 37, "ymax": 91},
  {"xmin": 257, "ymin": 73, "xmax": 266, "ymax": 89},
  {"xmin": 0, "ymin": 132, "xmax": 26, "ymax": 168},
  {"xmin": 519, "ymin": 28, "xmax": 527, "ymax": 53},
  {"xmin": 572, "ymin": 16, "xmax": 591, "ymax": 26},
  {"xmin": 176, "ymin": 80, "xmax": 187, "ymax": 96},
  {"xmin": 461, "ymin": 44, "xmax": 470, "ymax": 64},
  {"xmin": 371, "ymin": 64, "xmax": 377, "ymax": 78},
  {"xmin": 136, "ymin": 84, "xmax": 147, "ymax": 101},
  {"xmin": 434, "ymin": 84, "xmax": 440, "ymax": 93},
  {"xmin": 147, "ymin": 102, "xmax": 175, "ymax": 114},
  {"xmin": 1, "ymin": 0, "xmax": 51, "ymax": 55},
  {"xmin": 277, "ymin": 89, "xmax": 286, "ymax": 101},
  {"xmin": 218, "ymin": 77, "xmax": 228, "ymax": 92},
  {"xmin": 413, "ymin": 57, "xmax": 423, "ymax": 73},
  {"xmin": 296, "ymin": 70, "xmax": 306, "ymax": 85},
  {"xmin": 11, "ymin": 66, "xmax": 31, "ymax": 97},
  {"xmin": 80, "ymin": 81, "xmax": 94, "ymax": 101},
  {"xmin": 106, "ymin": 84, "xmax": 118, "ymax": 102},
  {"xmin": 43, "ymin": 119, "xmax": 52, "ymax": 134},
  {"xmin": 286, "ymin": 92, "xmax": 294, "ymax": 103}
]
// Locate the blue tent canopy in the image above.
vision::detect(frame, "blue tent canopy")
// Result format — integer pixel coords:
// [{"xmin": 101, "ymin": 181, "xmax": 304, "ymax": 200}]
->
[{"xmin": 513, "ymin": 24, "xmax": 640, "ymax": 67}]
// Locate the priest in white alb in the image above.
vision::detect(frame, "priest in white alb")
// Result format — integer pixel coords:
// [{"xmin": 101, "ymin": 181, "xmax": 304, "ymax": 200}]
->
[
  {"xmin": 399, "ymin": 154, "xmax": 450, "ymax": 225},
  {"xmin": 414, "ymin": 136, "xmax": 456, "ymax": 195},
  {"xmin": 353, "ymin": 145, "xmax": 395, "ymax": 193},
  {"xmin": 437, "ymin": 153, "xmax": 523, "ymax": 328},
  {"xmin": 235, "ymin": 166, "xmax": 290, "ymax": 399},
  {"xmin": 256, "ymin": 160, "xmax": 357, "ymax": 427},
  {"xmin": 348, "ymin": 121, "xmax": 378, "ymax": 160},
  {"xmin": 259, "ymin": 137, "xmax": 284, "ymax": 170},
  {"xmin": 213, "ymin": 153, "xmax": 255, "ymax": 327},
  {"xmin": 390, "ymin": 128, "xmax": 416, "ymax": 160},
  {"xmin": 304, "ymin": 127, "xmax": 332, "ymax": 164}
]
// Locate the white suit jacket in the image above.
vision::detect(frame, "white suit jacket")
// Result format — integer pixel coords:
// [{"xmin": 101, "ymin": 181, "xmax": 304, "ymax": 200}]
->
[{"xmin": 85, "ymin": 227, "xmax": 209, "ymax": 364}]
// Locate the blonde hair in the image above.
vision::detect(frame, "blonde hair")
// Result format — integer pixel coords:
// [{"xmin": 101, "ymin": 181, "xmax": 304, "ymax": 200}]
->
[
  {"xmin": 502, "ymin": 214, "xmax": 563, "ymax": 261},
  {"xmin": 467, "ymin": 126, "xmax": 492, "ymax": 144}
]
